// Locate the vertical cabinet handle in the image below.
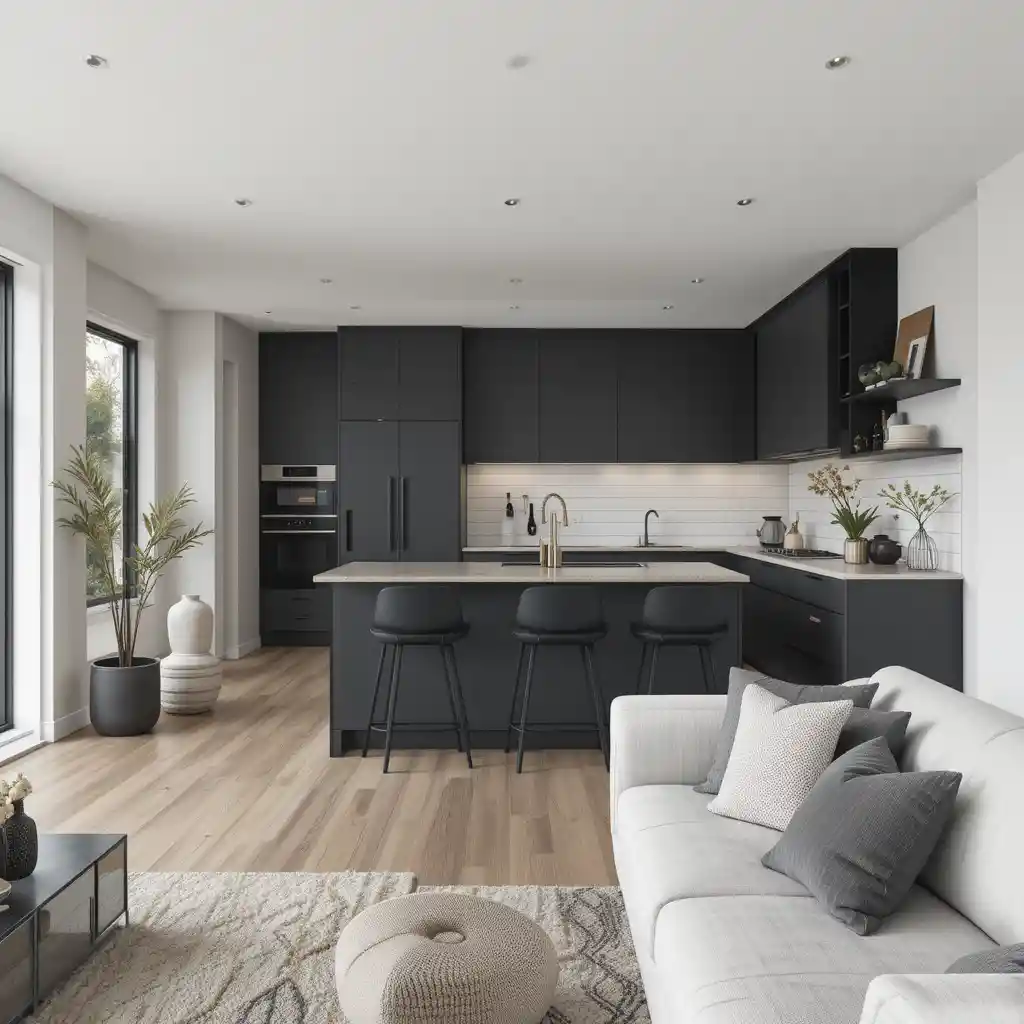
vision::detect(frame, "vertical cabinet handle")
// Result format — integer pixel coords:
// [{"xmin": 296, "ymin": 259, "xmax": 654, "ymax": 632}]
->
[
  {"xmin": 387, "ymin": 478, "xmax": 395, "ymax": 551},
  {"xmin": 345, "ymin": 510, "xmax": 353, "ymax": 552},
  {"xmin": 809, "ymin": 615, "xmax": 821, "ymax": 624},
  {"xmin": 400, "ymin": 476, "xmax": 407, "ymax": 552}
]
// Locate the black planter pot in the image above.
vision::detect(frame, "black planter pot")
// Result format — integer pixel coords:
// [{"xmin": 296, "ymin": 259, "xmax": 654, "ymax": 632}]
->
[
  {"xmin": 868, "ymin": 534, "xmax": 903, "ymax": 566},
  {"xmin": 90, "ymin": 656, "xmax": 161, "ymax": 736},
  {"xmin": 1, "ymin": 800, "xmax": 38, "ymax": 880}
]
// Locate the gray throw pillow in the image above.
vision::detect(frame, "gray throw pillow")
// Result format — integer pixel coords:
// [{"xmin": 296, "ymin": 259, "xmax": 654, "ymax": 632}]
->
[
  {"xmin": 947, "ymin": 945, "xmax": 1024, "ymax": 974},
  {"xmin": 694, "ymin": 667, "xmax": 879, "ymax": 795},
  {"xmin": 834, "ymin": 707, "xmax": 911, "ymax": 760},
  {"xmin": 762, "ymin": 736, "xmax": 962, "ymax": 935}
]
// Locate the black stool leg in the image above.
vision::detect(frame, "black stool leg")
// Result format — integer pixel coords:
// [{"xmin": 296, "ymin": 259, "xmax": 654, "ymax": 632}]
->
[
  {"xmin": 634, "ymin": 642, "xmax": 649, "ymax": 696},
  {"xmin": 362, "ymin": 644, "xmax": 389, "ymax": 757},
  {"xmin": 437, "ymin": 646, "xmax": 464, "ymax": 753},
  {"xmin": 516, "ymin": 645, "xmax": 537, "ymax": 774},
  {"xmin": 382, "ymin": 644, "xmax": 403, "ymax": 774},
  {"xmin": 646, "ymin": 642, "xmax": 661, "ymax": 696},
  {"xmin": 505, "ymin": 643, "xmax": 526, "ymax": 753},
  {"xmin": 443, "ymin": 645, "xmax": 473, "ymax": 770},
  {"xmin": 698, "ymin": 644, "xmax": 715, "ymax": 694},
  {"xmin": 582, "ymin": 644, "xmax": 609, "ymax": 770}
]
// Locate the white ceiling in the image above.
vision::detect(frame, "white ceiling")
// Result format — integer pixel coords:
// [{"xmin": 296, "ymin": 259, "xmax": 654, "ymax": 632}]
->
[{"xmin": 3, "ymin": 1, "xmax": 1024, "ymax": 330}]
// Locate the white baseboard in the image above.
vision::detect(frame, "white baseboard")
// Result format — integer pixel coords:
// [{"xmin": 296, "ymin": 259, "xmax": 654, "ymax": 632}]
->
[
  {"xmin": 43, "ymin": 706, "xmax": 91, "ymax": 742},
  {"xmin": 224, "ymin": 637, "xmax": 261, "ymax": 660}
]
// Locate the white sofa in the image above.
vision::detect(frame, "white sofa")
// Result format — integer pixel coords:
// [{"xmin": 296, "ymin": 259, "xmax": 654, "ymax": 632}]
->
[{"xmin": 610, "ymin": 666, "xmax": 1024, "ymax": 1024}]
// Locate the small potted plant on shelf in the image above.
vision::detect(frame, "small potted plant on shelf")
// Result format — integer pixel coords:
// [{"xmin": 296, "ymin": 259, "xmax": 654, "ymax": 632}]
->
[
  {"xmin": 53, "ymin": 445, "xmax": 212, "ymax": 736},
  {"xmin": 0, "ymin": 773, "xmax": 36, "ymax": 880},
  {"xmin": 878, "ymin": 481, "xmax": 957, "ymax": 571},
  {"xmin": 807, "ymin": 464, "xmax": 879, "ymax": 564}
]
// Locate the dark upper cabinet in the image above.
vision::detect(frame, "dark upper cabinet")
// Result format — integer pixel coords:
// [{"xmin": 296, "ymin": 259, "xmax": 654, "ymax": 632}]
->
[
  {"xmin": 463, "ymin": 330, "xmax": 540, "ymax": 462},
  {"xmin": 259, "ymin": 332, "xmax": 338, "ymax": 465},
  {"xmin": 754, "ymin": 275, "xmax": 834, "ymax": 459},
  {"xmin": 539, "ymin": 332, "xmax": 618, "ymax": 462},
  {"xmin": 618, "ymin": 331, "xmax": 755, "ymax": 462},
  {"xmin": 339, "ymin": 326, "xmax": 461, "ymax": 421},
  {"xmin": 399, "ymin": 421, "xmax": 462, "ymax": 560}
]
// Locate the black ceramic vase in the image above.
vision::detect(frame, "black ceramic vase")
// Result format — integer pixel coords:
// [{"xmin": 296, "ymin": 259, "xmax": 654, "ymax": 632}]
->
[
  {"xmin": 90, "ymin": 656, "xmax": 161, "ymax": 736},
  {"xmin": 1, "ymin": 800, "xmax": 38, "ymax": 880},
  {"xmin": 868, "ymin": 534, "xmax": 902, "ymax": 566}
]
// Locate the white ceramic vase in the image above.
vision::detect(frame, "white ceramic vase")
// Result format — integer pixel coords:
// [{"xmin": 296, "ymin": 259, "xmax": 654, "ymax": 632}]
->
[{"xmin": 161, "ymin": 595, "xmax": 222, "ymax": 715}]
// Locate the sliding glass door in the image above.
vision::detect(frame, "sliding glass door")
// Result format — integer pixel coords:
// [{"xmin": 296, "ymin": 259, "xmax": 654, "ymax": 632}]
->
[{"xmin": 0, "ymin": 260, "xmax": 12, "ymax": 732}]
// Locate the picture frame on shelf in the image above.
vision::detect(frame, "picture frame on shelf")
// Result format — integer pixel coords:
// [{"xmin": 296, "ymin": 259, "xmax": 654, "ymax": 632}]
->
[
  {"xmin": 905, "ymin": 338, "xmax": 928, "ymax": 379},
  {"xmin": 893, "ymin": 306, "xmax": 934, "ymax": 378}
]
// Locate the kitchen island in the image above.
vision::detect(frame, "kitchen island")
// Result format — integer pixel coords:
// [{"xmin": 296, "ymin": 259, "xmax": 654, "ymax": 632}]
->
[{"xmin": 315, "ymin": 560, "xmax": 748, "ymax": 755}]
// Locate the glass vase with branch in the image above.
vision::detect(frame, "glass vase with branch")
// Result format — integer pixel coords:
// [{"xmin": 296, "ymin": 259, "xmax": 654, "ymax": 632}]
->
[
  {"xmin": 878, "ymin": 481, "xmax": 957, "ymax": 571},
  {"xmin": 807, "ymin": 464, "xmax": 880, "ymax": 564}
]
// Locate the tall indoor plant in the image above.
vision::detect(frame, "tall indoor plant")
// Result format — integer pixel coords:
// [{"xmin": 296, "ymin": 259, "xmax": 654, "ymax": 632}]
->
[
  {"xmin": 878, "ymin": 481, "xmax": 957, "ymax": 570},
  {"xmin": 53, "ymin": 445, "xmax": 212, "ymax": 735},
  {"xmin": 807, "ymin": 463, "xmax": 879, "ymax": 564}
]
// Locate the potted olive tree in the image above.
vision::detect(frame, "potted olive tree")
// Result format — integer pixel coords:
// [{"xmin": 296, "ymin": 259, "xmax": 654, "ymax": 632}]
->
[{"xmin": 53, "ymin": 446, "xmax": 212, "ymax": 736}]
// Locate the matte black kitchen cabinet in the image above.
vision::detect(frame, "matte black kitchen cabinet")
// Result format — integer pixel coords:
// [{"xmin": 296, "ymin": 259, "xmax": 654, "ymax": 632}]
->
[
  {"xmin": 337, "ymin": 421, "xmax": 461, "ymax": 563},
  {"xmin": 463, "ymin": 330, "xmax": 539, "ymax": 462},
  {"xmin": 754, "ymin": 276, "xmax": 834, "ymax": 459},
  {"xmin": 617, "ymin": 331, "xmax": 755, "ymax": 462},
  {"xmin": 259, "ymin": 332, "xmax": 338, "ymax": 465},
  {"xmin": 339, "ymin": 327, "xmax": 462, "ymax": 421},
  {"xmin": 539, "ymin": 332, "xmax": 618, "ymax": 462}
]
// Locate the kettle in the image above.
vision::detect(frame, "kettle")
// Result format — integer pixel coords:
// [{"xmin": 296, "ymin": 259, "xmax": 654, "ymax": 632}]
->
[{"xmin": 756, "ymin": 516, "xmax": 786, "ymax": 547}]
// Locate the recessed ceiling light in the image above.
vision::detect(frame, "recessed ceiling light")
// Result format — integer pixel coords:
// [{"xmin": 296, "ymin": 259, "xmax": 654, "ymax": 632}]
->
[
  {"xmin": 509, "ymin": 277, "xmax": 523, "ymax": 284},
  {"xmin": 319, "ymin": 277, "xmax": 333, "ymax": 285},
  {"xmin": 662, "ymin": 304, "xmax": 675, "ymax": 311},
  {"xmin": 825, "ymin": 55, "xmax": 851, "ymax": 70},
  {"xmin": 506, "ymin": 54, "xmax": 530, "ymax": 70},
  {"xmin": 736, "ymin": 197, "xmax": 755, "ymax": 207},
  {"xmin": 348, "ymin": 304, "xmax": 361, "ymax": 310},
  {"xmin": 234, "ymin": 197, "xmax": 253, "ymax": 207},
  {"xmin": 691, "ymin": 277, "xmax": 705, "ymax": 285},
  {"xmin": 509, "ymin": 304, "xmax": 520, "ymax": 311},
  {"xmin": 504, "ymin": 198, "xmax": 520, "ymax": 207},
  {"xmin": 85, "ymin": 54, "xmax": 108, "ymax": 69},
  {"xmin": 263, "ymin": 310, "xmax": 272, "ymax": 315}
]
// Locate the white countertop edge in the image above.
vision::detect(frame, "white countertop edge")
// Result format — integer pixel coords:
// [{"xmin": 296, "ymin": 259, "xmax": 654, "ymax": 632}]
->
[{"xmin": 461, "ymin": 545, "xmax": 718, "ymax": 553}]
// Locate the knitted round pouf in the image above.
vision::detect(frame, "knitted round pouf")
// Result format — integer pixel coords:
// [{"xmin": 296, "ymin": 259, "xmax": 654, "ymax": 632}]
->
[{"xmin": 335, "ymin": 892, "xmax": 559, "ymax": 1024}]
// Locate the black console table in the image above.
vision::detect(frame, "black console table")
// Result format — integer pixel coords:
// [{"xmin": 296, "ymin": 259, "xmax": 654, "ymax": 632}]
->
[{"xmin": 0, "ymin": 834, "xmax": 127, "ymax": 1022}]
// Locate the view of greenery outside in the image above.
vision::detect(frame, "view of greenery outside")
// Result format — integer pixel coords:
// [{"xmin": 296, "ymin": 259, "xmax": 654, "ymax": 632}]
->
[{"xmin": 85, "ymin": 330, "xmax": 125, "ymax": 600}]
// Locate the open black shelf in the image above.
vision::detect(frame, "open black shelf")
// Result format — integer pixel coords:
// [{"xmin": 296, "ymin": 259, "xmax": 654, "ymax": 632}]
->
[
  {"xmin": 842, "ymin": 378, "xmax": 961, "ymax": 405},
  {"xmin": 842, "ymin": 446, "xmax": 963, "ymax": 463}
]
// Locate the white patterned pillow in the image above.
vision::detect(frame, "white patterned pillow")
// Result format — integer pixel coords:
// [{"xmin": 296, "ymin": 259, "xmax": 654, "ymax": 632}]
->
[{"xmin": 707, "ymin": 684, "xmax": 853, "ymax": 831}]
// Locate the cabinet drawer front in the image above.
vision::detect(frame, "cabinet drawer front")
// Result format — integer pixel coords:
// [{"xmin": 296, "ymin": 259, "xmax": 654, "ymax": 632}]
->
[
  {"xmin": 741, "ymin": 558, "xmax": 845, "ymax": 614},
  {"xmin": 0, "ymin": 918, "xmax": 33, "ymax": 1021},
  {"xmin": 262, "ymin": 589, "xmax": 331, "ymax": 632},
  {"xmin": 37, "ymin": 870, "xmax": 94, "ymax": 999}
]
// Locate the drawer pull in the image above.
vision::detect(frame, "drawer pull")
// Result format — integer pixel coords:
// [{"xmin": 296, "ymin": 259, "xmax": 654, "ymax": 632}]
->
[
  {"xmin": 802, "ymin": 573, "xmax": 823, "ymax": 581},
  {"xmin": 808, "ymin": 615, "xmax": 821, "ymax": 624}
]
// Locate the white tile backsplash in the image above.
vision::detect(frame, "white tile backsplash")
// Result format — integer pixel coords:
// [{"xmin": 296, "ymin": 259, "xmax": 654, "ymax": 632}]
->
[
  {"xmin": 788, "ymin": 453, "xmax": 962, "ymax": 570},
  {"xmin": 466, "ymin": 464, "xmax": 790, "ymax": 548}
]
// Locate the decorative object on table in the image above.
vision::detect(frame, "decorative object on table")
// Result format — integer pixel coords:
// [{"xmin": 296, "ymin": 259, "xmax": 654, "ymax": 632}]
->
[
  {"xmin": 885, "ymin": 422, "xmax": 932, "ymax": 450},
  {"xmin": 868, "ymin": 534, "xmax": 902, "ymax": 566},
  {"xmin": 892, "ymin": 305, "xmax": 934, "ymax": 379},
  {"xmin": 161, "ymin": 595, "xmax": 222, "ymax": 714},
  {"xmin": 783, "ymin": 516, "xmax": 804, "ymax": 551},
  {"xmin": 852, "ymin": 433, "xmax": 870, "ymax": 453},
  {"xmin": 878, "ymin": 480, "xmax": 957, "ymax": 571},
  {"xmin": 807, "ymin": 463, "xmax": 879, "ymax": 565},
  {"xmin": 335, "ymin": 892, "xmax": 559, "ymax": 1024},
  {"xmin": 501, "ymin": 491, "xmax": 515, "ymax": 544},
  {"xmin": 0, "ymin": 774, "xmax": 38, "ymax": 880},
  {"xmin": 762, "ymin": 736, "xmax": 962, "ymax": 935},
  {"xmin": 873, "ymin": 359, "xmax": 901, "ymax": 383},
  {"xmin": 857, "ymin": 362, "xmax": 880, "ymax": 387},
  {"xmin": 53, "ymin": 446, "xmax": 213, "ymax": 736},
  {"xmin": 755, "ymin": 515, "xmax": 786, "ymax": 547}
]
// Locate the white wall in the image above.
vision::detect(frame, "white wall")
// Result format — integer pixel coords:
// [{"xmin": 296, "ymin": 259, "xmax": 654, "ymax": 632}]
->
[
  {"xmin": 976, "ymin": 150, "xmax": 1024, "ymax": 717},
  {"xmin": 466, "ymin": 464, "xmax": 789, "ymax": 547}
]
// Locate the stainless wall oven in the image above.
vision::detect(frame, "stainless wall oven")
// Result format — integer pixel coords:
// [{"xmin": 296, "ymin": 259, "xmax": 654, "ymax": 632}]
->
[{"xmin": 261, "ymin": 464, "xmax": 336, "ymax": 515}]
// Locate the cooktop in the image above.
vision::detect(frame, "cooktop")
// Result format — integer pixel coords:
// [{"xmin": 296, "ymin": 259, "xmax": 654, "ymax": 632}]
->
[{"xmin": 760, "ymin": 546, "xmax": 843, "ymax": 559}]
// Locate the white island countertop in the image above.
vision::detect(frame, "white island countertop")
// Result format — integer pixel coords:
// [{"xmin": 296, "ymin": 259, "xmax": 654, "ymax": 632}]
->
[{"xmin": 314, "ymin": 561, "xmax": 748, "ymax": 585}]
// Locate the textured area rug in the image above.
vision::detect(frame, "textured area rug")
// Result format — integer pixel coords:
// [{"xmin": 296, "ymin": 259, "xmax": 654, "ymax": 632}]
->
[{"xmin": 35, "ymin": 873, "xmax": 649, "ymax": 1024}]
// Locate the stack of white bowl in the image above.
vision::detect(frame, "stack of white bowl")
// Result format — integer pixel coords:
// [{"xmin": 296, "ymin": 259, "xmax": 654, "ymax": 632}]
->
[{"xmin": 885, "ymin": 423, "xmax": 931, "ymax": 450}]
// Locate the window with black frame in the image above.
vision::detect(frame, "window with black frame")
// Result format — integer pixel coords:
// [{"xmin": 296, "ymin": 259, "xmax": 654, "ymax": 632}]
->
[
  {"xmin": 1, "ymin": 260, "xmax": 12, "ymax": 732},
  {"xmin": 85, "ymin": 323, "xmax": 138, "ymax": 606}
]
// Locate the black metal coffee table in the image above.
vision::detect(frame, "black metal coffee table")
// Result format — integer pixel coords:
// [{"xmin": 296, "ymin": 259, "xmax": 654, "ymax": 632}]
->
[{"xmin": 0, "ymin": 833, "xmax": 127, "ymax": 1023}]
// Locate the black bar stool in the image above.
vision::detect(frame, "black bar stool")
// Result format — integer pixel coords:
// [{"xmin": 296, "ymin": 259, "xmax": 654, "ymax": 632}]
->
[
  {"xmin": 631, "ymin": 586, "xmax": 728, "ymax": 696},
  {"xmin": 505, "ymin": 586, "xmax": 609, "ymax": 774},
  {"xmin": 363, "ymin": 586, "xmax": 473, "ymax": 774}
]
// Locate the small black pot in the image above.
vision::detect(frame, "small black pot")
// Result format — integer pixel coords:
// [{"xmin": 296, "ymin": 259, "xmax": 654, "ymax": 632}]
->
[
  {"xmin": 868, "ymin": 534, "xmax": 902, "ymax": 566},
  {"xmin": 90, "ymin": 656, "xmax": 161, "ymax": 736},
  {"xmin": 1, "ymin": 800, "xmax": 38, "ymax": 880}
]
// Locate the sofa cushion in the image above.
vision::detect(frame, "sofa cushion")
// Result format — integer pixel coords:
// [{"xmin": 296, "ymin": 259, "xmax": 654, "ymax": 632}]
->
[
  {"xmin": 948, "ymin": 944, "xmax": 1024, "ymax": 974},
  {"xmin": 614, "ymin": 786, "xmax": 809, "ymax": 961},
  {"xmin": 763, "ymin": 736, "xmax": 962, "ymax": 934},
  {"xmin": 695, "ymin": 667, "xmax": 878, "ymax": 794},
  {"xmin": 652, "ymin": 888, "xmax": 993, "ymax": 1024},
  {"xmin": 834, "ymin": 706, "xmax": 911, "ymax": 758}
]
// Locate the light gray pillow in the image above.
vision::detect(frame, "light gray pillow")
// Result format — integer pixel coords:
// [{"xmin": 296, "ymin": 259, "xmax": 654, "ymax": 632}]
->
[
  {"xmin": 762, "ymin": 736, "xmax": 962, "ymax": 935},
  {"xmin": 694, "ymin": 667, "xmax": 879, "ymax": 795},
  {"xmin": 833, "ymin": 707, "xmax": 911, "ymax": 760},
  {"xmin": 947, "ymin": 945, "xmax": 1024, "ymax": 974}
]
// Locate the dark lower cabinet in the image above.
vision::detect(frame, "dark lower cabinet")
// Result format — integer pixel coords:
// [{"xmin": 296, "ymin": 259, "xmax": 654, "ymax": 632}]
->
[
  {"xmin": 261, "ymin": 589, "xmax": 332, "ymax": 632},
  {"xmin": 338, "ymin": 421, "xmax": 400, "ymax": 562}
]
